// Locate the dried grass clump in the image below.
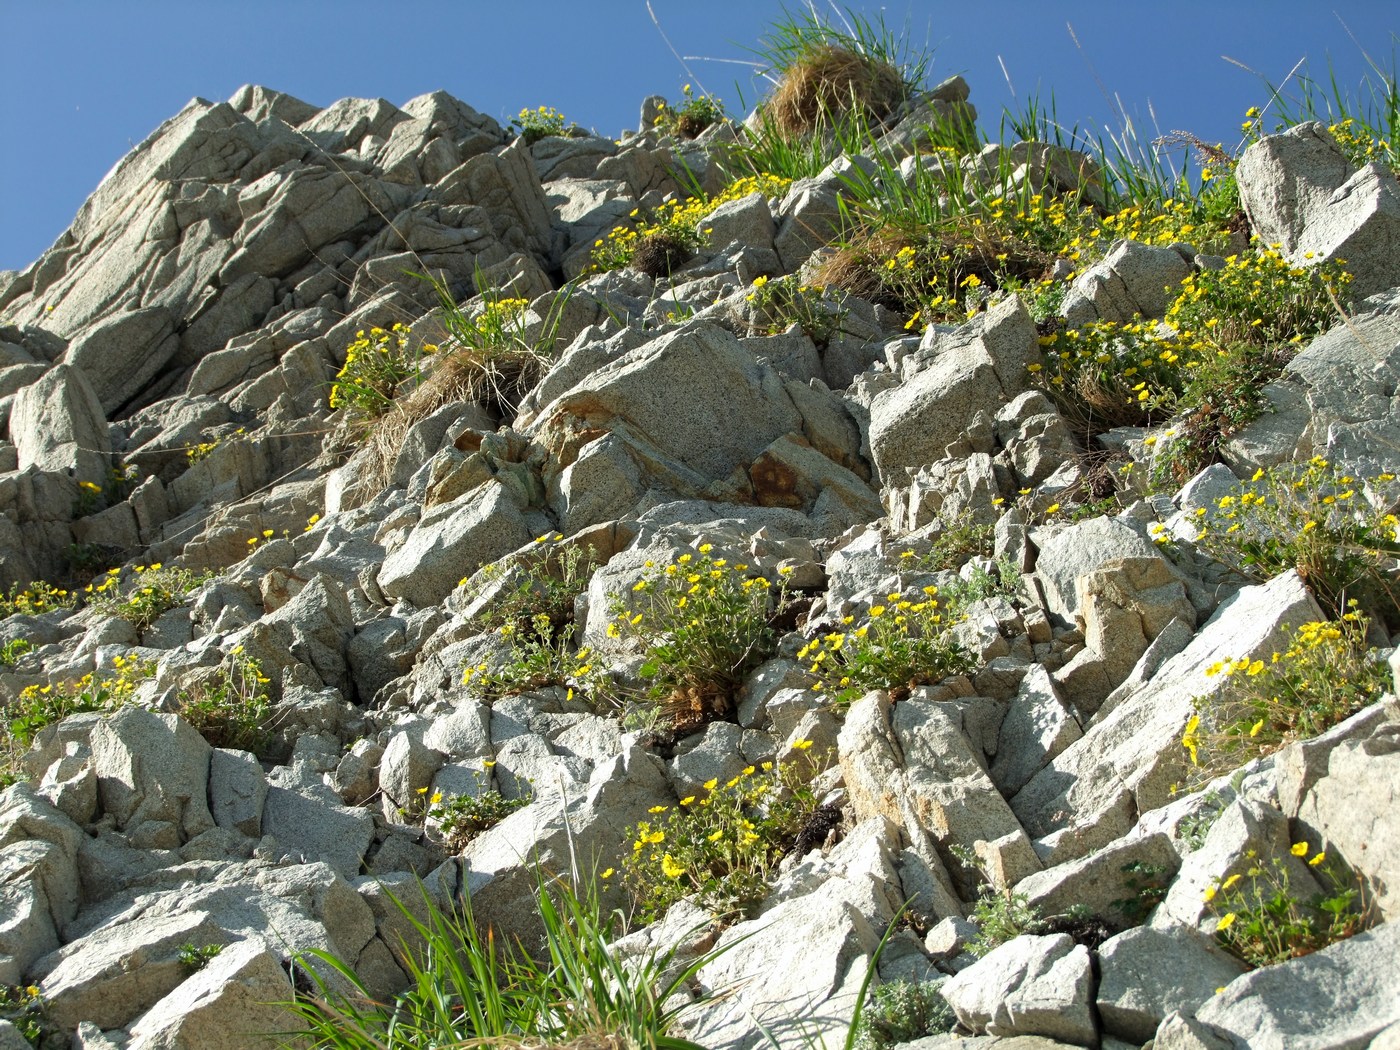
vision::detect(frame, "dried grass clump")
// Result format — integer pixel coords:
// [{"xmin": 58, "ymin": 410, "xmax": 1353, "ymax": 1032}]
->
[
  {"xmin": 763, "ymin": 44, "xmax": 906, "ymax": 138},
  {"xmin": 630, "ymin": 231, "xmax": 692, "ymax": 278}
]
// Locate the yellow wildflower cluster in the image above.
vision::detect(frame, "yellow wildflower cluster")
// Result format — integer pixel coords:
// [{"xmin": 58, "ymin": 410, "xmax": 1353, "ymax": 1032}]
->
[
  {"xmin": 10, "ymin": 653, "xmax": 156, "ymax": 748},
  {"xmin": 1327, "ymin": 117, "xmax": 1395, "ymax": 168},
  {"xmin": 622, "ymin": 752, "xmax": 821, "ymax": 923},
  {"xmin": 590, "ymin": 173, "xmax": 792, "ymax": 271},
  {"xmin": 330, "ymin": 323, "xmax": 423, "ymax": 420},
  {"xmin": 1186, "ymin": 608, "xmax": 1389, "ymax": 775},
  {"xmin": 0, "ymin": 580, "xmax": 76, "ymax": 619},
  {"xmin": 86, "ymin": 564, "xmax": 210, "ymax": 633},
  {"xmin": 799, "ymin": 585, "xmax": 976, "ymax": 704}
]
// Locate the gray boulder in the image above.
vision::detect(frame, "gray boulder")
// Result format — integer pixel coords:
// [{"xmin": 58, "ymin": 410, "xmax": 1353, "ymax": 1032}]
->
[
  {"xmin": 1096, "ymin": 924, "xmax": 1247, "ymax": 1043},
  {"xmin": 1194, "ymin": 921, "xmax": 1400, "ymax": 1049},
  {"xmin": 939, "ymin": 933, "xmax": 1095, "ymax": 1045},
  {"xmin": 868, "ymin": 296, "xmax": 1038, "ymax": 486},
  {"xmin": 1061, "ymin": 238, "xmax": 1192, "ymax": 326},
  {"xmin": 9, "ymin": 363, "xmax": 110, "ymax": 482},
  {"xmin": 90, "ymin": 709, "xmax": 214, "ymax": 842}
]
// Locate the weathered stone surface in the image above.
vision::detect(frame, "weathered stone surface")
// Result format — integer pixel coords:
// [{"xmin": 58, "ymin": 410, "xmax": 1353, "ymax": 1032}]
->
[
  {"xmin": 90, "ymin": 709, "xmax": 214, "ymax": 842},
  {"xmin": 869, "ymin": 297, "xmax": 1037, "ymax": 485},
  {"xmin": 1032, "ymin": 516, "xmax": 1162, "ymax": 627},
  {"xmin": 1013, "ymin": 572, "xmax": 1321, "ymax": 845},
  {"xmin": 378, "ymin": 482, "xmax": 533, "ymax": 608},
  {"xmin": 209, "ymin": 748, "xmax": 267, "ymax": 838},
  {"xmin": 1295, "ymin": 722, "xmax": 1400, "ymax": 921},
  {"xmin": 840, "ymin": 691, "xmax": 1030, "ymax": 898},
  {"xmin": 1061, "ymin": 238, "xmax": 1192, "ymax": 325},
  {"xmin": 260, "ymin": 785, "xmax": 374, "ymax": 880},
  {"xmin": 1194, "ymin": 921, "xmax": 1400, "ymax": 1049},
  {"xmin": 940, "ymin": 933, "xmax": 1096, "ymax": 1045},
  {"xmin": 65, "ymin": 306, "xmax": 178, "ymax": 414},
  {"xmin": 687, "ymin": 818, "xmax": 904, "ymax": 1049},
  {"xmin": 9, "ymin": 363, "xmax": 110, "ymax": 481},
  {"xmin": 1096, "ymin": 924, "xmax": 1247, "ymax": 1043},
  {"xmin": 1015, "ymin": 831, "xmax": 1179, "ymax": 925},
  {"xmin": 125, "ymin": 936, "xmax": 294, "ymax": 1050},
  {"xmin": 989, "ymin": 665, "xmax": 1082, "ymax": 798}
]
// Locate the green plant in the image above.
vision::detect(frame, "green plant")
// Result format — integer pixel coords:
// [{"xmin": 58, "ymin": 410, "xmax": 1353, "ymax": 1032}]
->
[
  {"xmin": 0, "ymin": 581, "xmax": 76, "ymax": 620},
  {"xmin": 86, "ymin": 563, "xmax": 212, "ymax": 634},
  {"xmin": 654, "ymin": 84, "xmax": 725, "ymax": 138},
  {"xmin": 284, "ymin": 874, "xmax": 716, "ymax": 1050},
  {"xmin": 902, "ymin": 512, "xmax": 996, "ymax": 573},
  {"xmin": 424, "ymin": 765, "xmax": 532, "ymax": 852},
  {"xmin": 1183, "ymin": 609, "xmax": 1390, "ymax": 776},
  {"xmin": 187, "ymin": 426, "xmax": 245, "ymax": 466},
  {"xmin": 511, "ymin": 104, "xmax": 572, "ymax": 145},
  {"xmin": 851, "ymin": 980, "xmax": 956, "ymax": 1050},
  {"xmin": 0, "ymin": 638, "xmax": 33, "ymax": 668},
  {"xmin": 590, "ymin": 173, "xmax": 792, "ymax": 274},
  {"xmin": 743, "ymin": 274, "xmax": 850, "ymax": 344},
  {"xmin": 1178, "ymin": 788, "xmax": 1229, "ymax": 852},
  {"xmin": 622, "ymin": 749, "xmax": 823, "ymax": 924},
  {"xmin": 1112, "ymin": 861, "xmax": 1171, "ymax": 925},
  {"xmin": 1189, "ymin": 459, "xmax": 1400, "ymax": 619},
  {"xmin": 176, "ymin": 647, "xmax": 274, "ymax": 755},
  {"xmin": 177, "ymin": 942, "xmax": 224, "ymax": 972},
  {"xmin": 329, "ymin": 322, "xmax": 430, "ymax": 426},
  {"xmin": 609, "ymin": 544, "xmax": 795, "ymax": 729},
  {"xmin": 798, "ymin": 585, "xmax": 976, "ymax": 705},
  {"xmin": 0, "ymin": 983, "xmax": 55, "ymax": 1046},
  {"xmin": 746, "ymin": 6, "xmax": 931, "ymax": 138},
  {"xmin": 6, "ymin": 653, "xmax": 155, "ymax": 751},
  {"xmin": 469, "ymin": 533, "xmax": 600, "ymax": 636},
  {"xmin": 1203, "ymin": 842, "xmax": 1367, "ymax": 968},
  {"xmin": 967, "ymin": 887, "xmax": 1045, "ymax": 956}
]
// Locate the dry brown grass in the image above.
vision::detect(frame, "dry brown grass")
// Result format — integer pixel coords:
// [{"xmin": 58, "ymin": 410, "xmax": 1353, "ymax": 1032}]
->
[{"xmin": 762, "ymin": 44, "xmax": 906, "ymax": 137}]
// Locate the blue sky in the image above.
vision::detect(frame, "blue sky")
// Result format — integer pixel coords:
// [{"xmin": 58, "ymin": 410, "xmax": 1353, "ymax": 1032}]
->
[{"xmin": 1, "ymin": 1, "xmax": 1395, "ymax": 272}]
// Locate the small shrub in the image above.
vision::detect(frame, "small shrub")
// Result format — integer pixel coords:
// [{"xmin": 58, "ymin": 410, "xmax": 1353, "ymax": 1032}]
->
[
  {"xmin": 622, "ymin": 750, "xmax": 823, "ymax": 924},
  {"xmin": 967, "ymin": 887, "xmax": 1045, "ymax": 956},
  {"xmin": 609, "ymin": 545, "xmax": 795, "ymax": 729},
  {"xmin": 630, "ymin": 231, "xmax": 694, "ymax": 278},
  {"xmin": 463, "ymin": 614, "xmax": 601, "ymax": 703},
  {"xmin": 904, "ymin": 511, "xmax": 995, "ymax": 573},
  {"xmin": 330, "ymin": 323, "xmax": 430, "ymax": 426},
  {"xmin": 654, "ymin": 84, "xmax": 725, "ymax": 139},
  {"xmin": 1112, "ymin": 861, "xmax": 1172, "ymax": 925},
  {"xmin": 1203, "ymin": 843, "xmax": 1367, "ymax": 968},
  {"xmin": 510, "ymin": 105, "xmax": 571, "ymax": 145},
  {"xmin": 186, "ymin": 426, "xmax": 245, "ymax": 466},
  {"xmin": 798, "ymin": 585, "xmax": 976, "ymax": 705},
  {"xmin": 0, "ymin": 983, "xmax": 55, "ymax": 1046},
  {"xmin": 177, "ymin": 647, "xmax": 273, "ymax": 755},
  {"xmin": 7, "ymin": 654, "xmax": 155, "ymax": 751},
  {"xmin": 86, "ymin": 563, "xmax": 212, "ymax": 634},
  {"xmin": 469, "ymin": 533, "xmax": 599, "ymax": 636},
  {"xmin": 424, "ymin": 766, "xmax": 531, "ymax": 853},
  {"xmin": 852, "ymin": 980, "xmax": 956, "ymax": 1050},
  {"xmin": 0, "ymin": 638, "xmax": 33, "ymax": 668},
  {"xmin": 590, "ymin": 173, "xmax": 792, "ymax": 273},
  {"xmin": 743, "ymin": 274, "xmax": 849, "ymax": 344},
  {"xmin": 1184, "ymin": 609, "xmax": 1390, "ymax": 775},
  {"xmin": 1189, "ymin": 459, "xmax": 1400, "ymax": 619},
  {"xmin": 0, "ymin": 581, "xmax": 76, "ymax": 620}
]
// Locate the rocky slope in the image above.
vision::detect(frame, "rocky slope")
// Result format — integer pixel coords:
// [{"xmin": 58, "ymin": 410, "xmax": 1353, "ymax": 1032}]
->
[{"xmin": 0, "ymin": 79, "xmax": 1398, "ymax": 1050}]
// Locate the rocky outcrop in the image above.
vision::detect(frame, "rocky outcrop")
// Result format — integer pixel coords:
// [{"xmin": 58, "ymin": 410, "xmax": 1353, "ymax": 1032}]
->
[{"xmin": 0, "ymin": 86, "xmax": 1397, "ymax": 1050}]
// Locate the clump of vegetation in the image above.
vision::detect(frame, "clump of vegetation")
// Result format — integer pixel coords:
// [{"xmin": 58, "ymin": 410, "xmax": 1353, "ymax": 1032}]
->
[
  {"xmin": 186, "ymin": 426, "xmax": 246, "ymax": 466},
  {"xmin": 609, "ymin": 545, "xmax": 796, "ymax": 730},
  {"xmin": 177, "ymin": 942, "xmax": 224, "ymax": 972},
  {"xmin": 749, "ymin": 7, "xmax": 927, "ymax": 138},
  {"xmin": 1183, "ymin": 609, "xmax": 1390, "ymax": 777},
  {"xmin": 510, "ymin": 105, "xmax": 573, "ymax": 145},
  {"xmin": 905, "ymin": 510, "xmax": 996, "ymax": 573},
  {"xmin": 590, "ymin": 173, "xmax": 792, "ymax": 273},
  {"xmin": 653, "ymin": 84, "xmax": 725, "ymax": 138},
  {"xmin": 622, "ymin": 748, "xmax": 824, "ymax": 924},
  {"xmin": 86, "ymin": 563, "xmax": 212, "ymax": 634},
  {"xmin": 329, "ymin": 323, "xmax": 429, "ymax": 426},
  {"xmin": 0, "ymin": 581, "xmax": 77, "ymax": 620},
  {"xmin": 744, "ymin": 274, "xmax": 850, "ymax": 345},
  {"xmin": 285, "ymin": 875, "xmax": 720, "ymax": 1050},
  {"xmin": 0, "ymin": 983, "xmax": 57, "ymax": 1046},
  {"xmin": 1, "ymin": 638, "xmax": 33, "ymax": 668},
  {"xmin": 423, "ymin": 764, "xmax": 532, "ymax": 853},
  {"xmin": 799, "ymin": 585, "xmax": 976, "ymax": 704},
  {"xmin": 851, "ymin": 980, "xmax": 956, "ymax": 1050},
  {"xmin": 1203, "ymin": 842, "xmax": 1367, "ymax": 968},
  {"xmin": 1187, "ymin": 459, "xmax": 1399, "ymax": 621},
  {"xmin": 177, "ymin": 647, "xmax": 274, "ymax": 755},
  {"xmin": 6, "ymin": 653, "xmax": 155, "ymax": 753}
]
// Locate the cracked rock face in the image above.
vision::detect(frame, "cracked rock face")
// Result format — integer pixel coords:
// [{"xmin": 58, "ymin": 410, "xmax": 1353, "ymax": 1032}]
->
[{"xmin": 1, "ymin": 87, "xmax": 1398, "ymax": 1050}]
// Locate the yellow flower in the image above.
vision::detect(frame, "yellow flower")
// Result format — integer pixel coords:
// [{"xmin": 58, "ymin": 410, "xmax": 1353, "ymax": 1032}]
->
[
  {"xmin": 648, "ymin": 805, "xmax": 669, "ymax": 814},
  {"xmin": 1290, "ymin": 841, "xmax": 1309, "ymax": 857},
  {"xmin": 600, "ymin": 867, "xmax": 614, "ymax": 879},
  {"xmin": 791, "ymin": 739, "xmax": 815, "ymax": 751},
  {"xmin": 703, "ymin": 778, "xmax": 718, "ymax": 791},
  {"xmin": 1309, "ymin": 852, "xmax": 1326, "ymax": 867},
  {"xmin": 660, "ymin": 853, "xmax": 685, "ymax": 879},
  {"xmin": 430, "ymin": 791, "xmax": 443, "ymax": 805},
  {"xmin": 1216, "ymin": 912, "xmax": 1237, "ymax": 932}
]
